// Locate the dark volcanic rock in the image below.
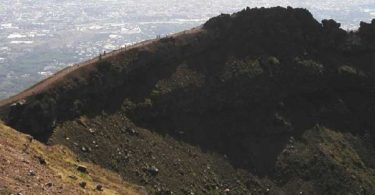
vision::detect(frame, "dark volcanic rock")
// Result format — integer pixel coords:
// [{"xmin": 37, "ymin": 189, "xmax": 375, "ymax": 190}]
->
[
  {"xmin": 79, "ymin": 181, "xmax": 86, "ymax": 188},
  {"xmin": 359, "ymin": 19, "xmax": 375, "ymax": 49},
  {"xmin": 77, "ymin": 165, "xmax": 88, "ymax": 173},
  {"xmin": 146, "ymin": 166, "xmax": 159, "ymax": 176},
  {"xmin": 96, "ymin": 184, "xmax": 103, "ymax": 191}
]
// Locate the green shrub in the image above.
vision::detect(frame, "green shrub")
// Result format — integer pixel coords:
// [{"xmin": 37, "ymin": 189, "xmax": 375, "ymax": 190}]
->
[
  {"xmin": 294, "ymin": 57, "xmax": 324, "ymax": 75},
  {"xmin": 338, "ymin": 65, "xmax": 357, "ymax": 76},
  {"xmin": 221, "ymin": 58, "xmax": 264, "ymax": 80}
]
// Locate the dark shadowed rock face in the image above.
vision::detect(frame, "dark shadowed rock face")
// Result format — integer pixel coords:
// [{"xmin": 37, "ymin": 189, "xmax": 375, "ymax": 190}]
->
[
  {"xmin": 2, "ymin": 6, "xmax": 375, "ymax": 194},
  {"xmin": 359, "ymin": 19, "xmax": 375, "ymax": 49}
]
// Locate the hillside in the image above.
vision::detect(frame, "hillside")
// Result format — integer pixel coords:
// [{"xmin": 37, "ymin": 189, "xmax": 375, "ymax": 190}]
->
[
  {"xmin": 0, "ymin": 122, "xmax": 145, "ymax": 195},
  {"xmin": 1, "ymin": 6, "xmax": 375, "ymax": 194}
]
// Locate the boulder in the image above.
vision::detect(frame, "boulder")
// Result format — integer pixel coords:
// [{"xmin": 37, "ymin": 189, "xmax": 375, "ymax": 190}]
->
[
  {"xmin": 79, "ymin": 181, "xmax": 87, "ymax": 188},
  {"xmin": 77, "ymin": 165, "xmax": 88, "ymax": 173}
]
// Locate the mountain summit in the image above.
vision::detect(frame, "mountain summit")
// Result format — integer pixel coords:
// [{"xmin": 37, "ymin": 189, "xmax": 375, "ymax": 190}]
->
[{"xmin": 1, "ymin": 6, "xmax": 375, "ymax": 194}]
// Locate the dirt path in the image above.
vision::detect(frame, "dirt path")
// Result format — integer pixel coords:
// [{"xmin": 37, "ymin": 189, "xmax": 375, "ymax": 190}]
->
[{"xmin": 0, "ymin": 27, "xmax": 202, "ymax": 108}]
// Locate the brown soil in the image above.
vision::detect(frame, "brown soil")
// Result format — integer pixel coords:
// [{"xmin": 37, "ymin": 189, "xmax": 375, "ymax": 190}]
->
[{"xmin": 0, "ymin": 122, "xmax": 146, "ymax": 195}]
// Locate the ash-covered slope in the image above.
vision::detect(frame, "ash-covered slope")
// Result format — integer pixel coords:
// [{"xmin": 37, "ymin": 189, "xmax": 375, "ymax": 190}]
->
[
  {"xmin": 0, "ymin": 122, "xmax": 145, "ymax": 195},
  {"xmin": 2, "ymin": 6, "xmax": 375, "ymax": 194}
]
